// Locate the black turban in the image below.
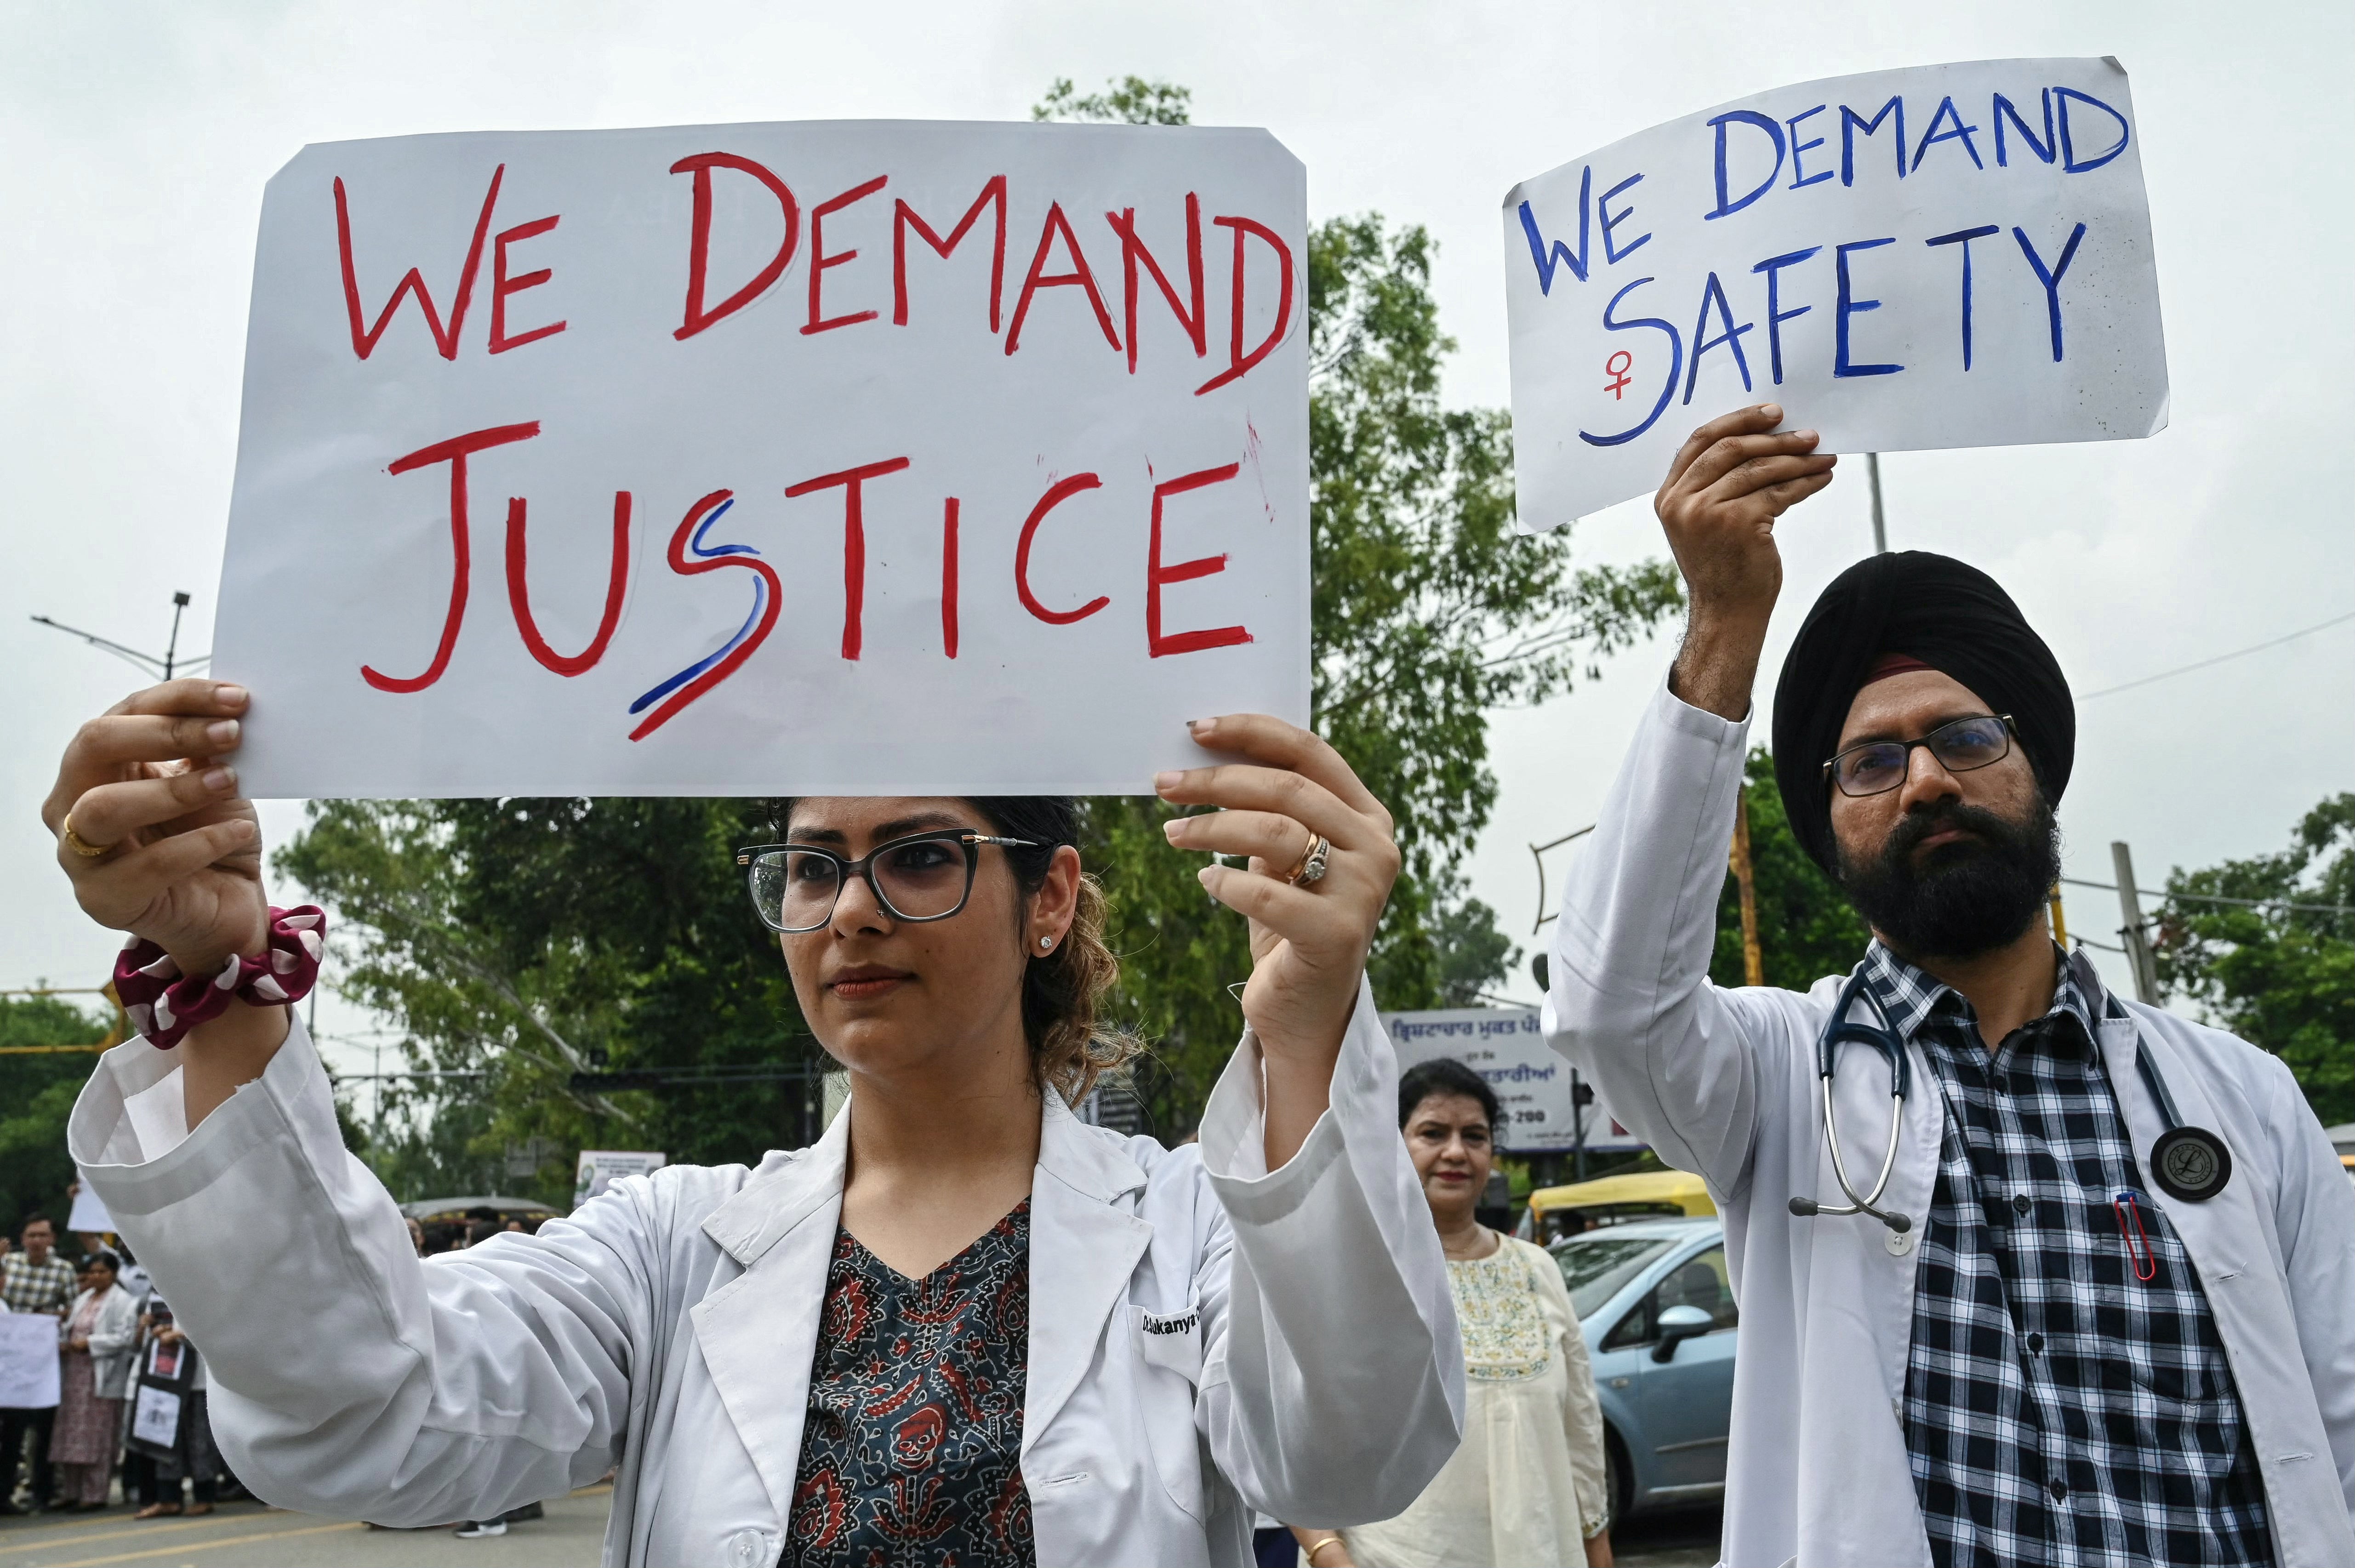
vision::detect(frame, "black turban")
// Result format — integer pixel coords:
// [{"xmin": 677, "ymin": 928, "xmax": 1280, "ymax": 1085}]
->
[{"xmin": 1770, "ymin": 551, "xmax": 2073, "ymax": 876}]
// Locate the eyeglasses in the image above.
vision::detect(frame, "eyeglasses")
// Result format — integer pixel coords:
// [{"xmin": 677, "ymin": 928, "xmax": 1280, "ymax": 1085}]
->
[
  {"xmin": 1822, "ymin": 713, "xmax": 2016, "ymax": 798},
  {"xmin": 734, "ymin": 830, "xmax": 1038, "ymax": 933}
]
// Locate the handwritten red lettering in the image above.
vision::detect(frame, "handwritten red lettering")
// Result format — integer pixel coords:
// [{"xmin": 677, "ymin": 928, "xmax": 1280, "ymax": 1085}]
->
[
  {"xmin": 1005, "ymin": 202, "xmax": 1120, "ymax": 356},
  {"xmin": 334, "ymin": 165, "xmax": 504, "ymax": 361},
  {"xmin": 670, "ymin": 153, "xmax": 800, "ymax": 341},
  {"xmin": 785, "ymin": 457, "xmax": 913, "ymax": 660},
  {"xmin": 1108, "ymin": 194, "xmax": 1206, "ymax": 376},
  {"xmin": 805, "ymin": 175, "xmax": 888, "ymax": 336},
  {"xmin": 627, "ymin": 490, "xmax": 782, "ymax": 741},
  {"xmin": 364, "ymin": 421, "xmax": 540, "ymax": 692},
  {"xmin": 505, "ymin": 490, "xmax": 629, "ymax": 675},
  {"xmin": 893, "ymin": 177, "xmax": 1008, "ymax": 332},
  {"xmin": 941, "ymin": 497, "xmax": 961, "ymax": 659},
  {"xmin": 1015, "ymin": 474, "xmax": 1111, "ymax": 625},
  {"xmin": 1196, "ymin": 218, "xmax": 1295, "ymax": 396},
  {"xmin": 1147, "ymin": 462, "xmax": 1251, "ymax": 657},
  {"xmin": 490, "ymin": 215, "xmax": 566, "ymax": 354}
]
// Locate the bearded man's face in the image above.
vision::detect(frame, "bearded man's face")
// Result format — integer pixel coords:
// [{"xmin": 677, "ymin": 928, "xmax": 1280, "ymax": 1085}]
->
[{"xmin": 1826, "ymin": 670, "xmax": 2060, "ymax": 962}]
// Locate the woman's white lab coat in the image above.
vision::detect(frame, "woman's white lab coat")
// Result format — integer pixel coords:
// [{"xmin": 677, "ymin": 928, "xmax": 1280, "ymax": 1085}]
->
[
  {"xmin": 1546, "ymin": 677, "xmax": 2355, "ymax": 1568},
  {"xmin": 70, "ymin": 979, "xmax": 1461, "ymax": 1568},
  {"xmin": 65, "ymin": 1283, "xmax": 141, "ymax": 1400}
]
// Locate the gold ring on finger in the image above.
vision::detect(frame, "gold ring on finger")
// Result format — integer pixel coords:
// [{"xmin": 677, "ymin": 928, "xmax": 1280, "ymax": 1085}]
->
[
  {"xmin": 59, "ymin": 815, "xmax": 111, "ymax": 860},
  {"xmin": 1284, "ymin": 833, "xmax": 1332, "ymax": 888}
]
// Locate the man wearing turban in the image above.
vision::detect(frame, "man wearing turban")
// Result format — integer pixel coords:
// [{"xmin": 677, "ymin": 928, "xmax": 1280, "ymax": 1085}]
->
[{"xmin": 1543, "ymin": 405, "xmax": 2355, "ymax": 1568}]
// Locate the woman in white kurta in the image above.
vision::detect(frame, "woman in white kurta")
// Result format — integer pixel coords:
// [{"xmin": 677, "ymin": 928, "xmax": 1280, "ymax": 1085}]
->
[
  {"xmin": 1309, "ymin": 1059, "xmax": 1610, "ymax": 1568},
  {"xmin": 47, "ymin": 680, "xmax": 1463, "ymax": 1568}
]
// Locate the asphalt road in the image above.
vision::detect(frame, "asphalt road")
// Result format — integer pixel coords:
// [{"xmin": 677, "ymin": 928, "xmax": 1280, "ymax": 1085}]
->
[
  {"xmin": 0, "ymin": 1486, "xmax": 611, "ymax": 1568},
  {"xmin": 1613, "ymin": 1502, "xmax": 1724, "ymax": 1566}
]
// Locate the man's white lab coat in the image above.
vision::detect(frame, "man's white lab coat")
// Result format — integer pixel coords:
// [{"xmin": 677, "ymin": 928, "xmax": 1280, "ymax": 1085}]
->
[
  {"xmin": 1545, "ymin": 677, "xmax": 2355, "ymax": 1568},
  {"xmin": 70, "ymin": 981, "xmax": 1462, "ymax": 1568}
]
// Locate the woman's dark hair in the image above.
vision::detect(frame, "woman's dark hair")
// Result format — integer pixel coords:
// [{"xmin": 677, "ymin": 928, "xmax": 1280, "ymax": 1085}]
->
[
  {"xmin": 1398, "ymin": 1058, "xmax": 1500, "ymax": 1133},
  {"xmin": 82, "ymin": 1249, "xmax": 120, "ymax": 1277},
  {"xmin": 766, "ymin": 795, "xmax": 1136, "ymax": 1105}
]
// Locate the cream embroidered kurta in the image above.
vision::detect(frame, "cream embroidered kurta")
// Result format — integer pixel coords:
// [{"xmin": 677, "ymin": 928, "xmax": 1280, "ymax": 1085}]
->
[{"xmin": 1343, "ymin": 1235, "xmax": 1608, "ymax": 1567}]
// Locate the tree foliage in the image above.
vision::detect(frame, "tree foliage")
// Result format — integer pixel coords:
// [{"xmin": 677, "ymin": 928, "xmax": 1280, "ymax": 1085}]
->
[
  {"xmin": 1031, "ymin": 75, "xmax": 1192, "ymax": 126},
  {"xmin": 1711, "ymin": 748, "xmax": 1871, "ymax": 992},
  {"xmin": 272, "ymin": 76, "xmax": 1683, "ymax": 1175},
  {"xmin": 2154, "ymin": 793, "xmax": 2355, "ymax": 1124},
  {"xmin": 0, "ymin": 996, "xmax": 108, "ymax": 1233}
]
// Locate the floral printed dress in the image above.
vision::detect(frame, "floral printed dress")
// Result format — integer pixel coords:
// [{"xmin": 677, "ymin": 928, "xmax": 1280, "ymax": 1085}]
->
[
  {"xmin": 784, "ymin": 1201, "xmax": 1034, "ymax": 1568},
  {"xmin": 1343, "ymin": 1234, "xmax": 1611, "ymax": 1568}
]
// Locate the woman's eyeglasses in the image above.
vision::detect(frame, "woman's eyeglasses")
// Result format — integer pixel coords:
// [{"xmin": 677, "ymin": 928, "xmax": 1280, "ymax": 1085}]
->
[
  {"xmin": 734, "ymin": 830, "xmax": 1038, "ymax": 933},
  {"xmin": 1822, "ymin": 713, "xmax": 2016, "ymax": 798}
]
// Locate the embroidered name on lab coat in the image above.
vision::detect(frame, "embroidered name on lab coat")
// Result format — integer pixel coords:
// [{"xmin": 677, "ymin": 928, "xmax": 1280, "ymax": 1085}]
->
[{"xmin": 1134, "ymin": 1305, "xmax": 1203, "ymax": 1384}]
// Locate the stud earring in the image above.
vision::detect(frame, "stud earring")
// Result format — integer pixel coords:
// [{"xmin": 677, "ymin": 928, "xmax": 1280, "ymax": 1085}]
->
[{"xmin": 1038, "ymin": 936, "xmax": 1054, "ymax": 950}]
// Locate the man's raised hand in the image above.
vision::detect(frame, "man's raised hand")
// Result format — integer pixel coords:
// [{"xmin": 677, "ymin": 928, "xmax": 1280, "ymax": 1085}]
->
[{"xmin": 1655, "ymin": 405, "xmax": 1836, "ymax": 719}]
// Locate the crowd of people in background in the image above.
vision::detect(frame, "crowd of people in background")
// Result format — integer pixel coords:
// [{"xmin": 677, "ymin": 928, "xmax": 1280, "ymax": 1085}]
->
[{"xmin": 0, "ymin": 1211, "xmax": 233, "ymax": 1517}]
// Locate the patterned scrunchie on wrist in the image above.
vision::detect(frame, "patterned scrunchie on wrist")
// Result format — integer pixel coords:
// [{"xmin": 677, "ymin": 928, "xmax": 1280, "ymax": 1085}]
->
[{"xmin": 112, "ymin": 907, "xmax": 326, "ymax": 1050}]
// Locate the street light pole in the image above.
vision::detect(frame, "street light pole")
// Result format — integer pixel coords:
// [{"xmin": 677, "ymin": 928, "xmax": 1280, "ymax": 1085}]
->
[{"xmin": 1867, "ymin": 453, "xmax": 1888, "ymax": 554}]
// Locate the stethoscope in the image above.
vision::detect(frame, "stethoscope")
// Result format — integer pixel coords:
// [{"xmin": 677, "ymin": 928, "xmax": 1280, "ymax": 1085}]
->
[{"xmin": 1788, "ymin": 969, "xmax": 2235, "ymax": 1237}]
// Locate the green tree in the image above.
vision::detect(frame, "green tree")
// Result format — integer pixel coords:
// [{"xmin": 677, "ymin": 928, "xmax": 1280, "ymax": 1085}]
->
[
  {"xmin": 1031, "ymin": 75, "xmax": 1192, "ymax": 126},
  {"xmin": 2153, "ymin": 793, "xmax": 2355, "ymax": 1123},
  {"xmin": 0, "ymin": 995, "xmax": 109, "ymax": 1234},
  {"xmin": 1710, "ymin": 748, "xmax": 1871, "ymax": 992},
  {"xmin": 279, "ymin": 797, "xmax": 807, "ymax": 1204}
]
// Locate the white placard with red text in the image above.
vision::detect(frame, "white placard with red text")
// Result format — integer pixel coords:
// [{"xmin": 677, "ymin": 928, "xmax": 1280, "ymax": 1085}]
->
[{"xmin": 215, "ymin": 121, "xmax": 1308, "ymax": 796}]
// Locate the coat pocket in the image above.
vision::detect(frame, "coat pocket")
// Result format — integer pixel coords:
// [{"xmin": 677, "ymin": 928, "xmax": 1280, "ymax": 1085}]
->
[{"xmin": 1130, "ymin": 1302, "xmax": 1205, "ymax": 1521}]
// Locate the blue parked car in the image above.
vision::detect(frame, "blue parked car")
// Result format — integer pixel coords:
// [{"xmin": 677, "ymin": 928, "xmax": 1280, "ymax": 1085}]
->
[{"xmin": 1550, "ymin": 1217, "xmax": 1735, "ymax": 1521}]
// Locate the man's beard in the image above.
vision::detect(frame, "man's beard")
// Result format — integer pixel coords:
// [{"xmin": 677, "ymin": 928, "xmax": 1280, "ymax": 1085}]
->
[{"xmin": 1834, "ymin": 793, "xmax": 2061, "ymax": 962}]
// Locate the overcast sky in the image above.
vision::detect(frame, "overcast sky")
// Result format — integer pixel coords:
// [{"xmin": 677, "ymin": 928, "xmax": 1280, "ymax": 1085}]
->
[{"xmin": 5, "ymin": 0, "xmax": 2349, "ymax": 1082}]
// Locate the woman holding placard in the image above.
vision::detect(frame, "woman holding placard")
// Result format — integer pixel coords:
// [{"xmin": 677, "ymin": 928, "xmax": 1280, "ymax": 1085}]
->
[
  {"xmin": 47, "ymin": 679, "xmax": 1461, "ymax": 1567},
  {"xmin": 51, "ymin": 1249, "xmax": 137, "ymax": 1511}
]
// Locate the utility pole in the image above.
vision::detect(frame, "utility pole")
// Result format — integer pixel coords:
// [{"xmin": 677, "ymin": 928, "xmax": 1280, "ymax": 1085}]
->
[
  {"xmin": 1729, "ymin": 786, "xmax": 1765, "ymax": 986},
  {"xmin": 2047, "ymin": 884, "xmax": 2069, "ymax": 947},
  {"xmin": 1866, "ymin": 453, "xmax": 1888, "ymax": 554},
  {"xmin": 2110, "ymin": 841, "xmax": 2162, "ymax": 1004}
]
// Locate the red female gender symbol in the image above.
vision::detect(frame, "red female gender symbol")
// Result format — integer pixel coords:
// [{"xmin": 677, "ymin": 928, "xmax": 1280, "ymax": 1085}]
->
[{"xmin": 1603, "ymin": 350, "xmax": 1634, "ymax": 400}]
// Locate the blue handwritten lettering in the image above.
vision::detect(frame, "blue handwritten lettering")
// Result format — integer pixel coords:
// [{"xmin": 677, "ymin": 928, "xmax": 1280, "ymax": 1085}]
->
[
  {"xmin": 2057, "ymin": 87, "xmax": 2130, "ymax": 173},
  {"xmin": 1840, "ymin": 96, "xmax": 1906, "ymax": 187},
  {"xmin": 2012, "ymin": 222, "xmax": 2088, "ymax": 361},
  {"xmin": 1993, "ymin": 89, "xmax": 2055, "ymax": 166},
  {"xmin": 1599, "ymin": 173, "xmax": 1651, "ymax": 265},
  {"xmin": 1910, "ymin": 95, "xmax": 1985, "ymax": 172},
  {"xmin": 1683, "ymin": 272, "xmax": 1755, "ymax": 401},
  {"xmin": 1579, "ymin": 277, "xmax": 1682, "ymax": 447},
  {"xmin": 1706, "ymin": 111, "xmax": 1785, "ymax": 220},
  {"xmin": 1834, "ymin": 238, "xmax": 1903, "ymax": 377},
  {"xmin": 1751, "ymin": 246, "xmax": 1819, "ymax": 385},
  {"xmin": 1517, "ymin": 168, "xmax": 1593, "ymax": 294},
  {"xmin": 1786, "ymin": 105, "xmax": 1833, "ymax": 189},
  {"xmin": 1924, "ymin": 226, "xmax": 1999, "ymax": 370}
]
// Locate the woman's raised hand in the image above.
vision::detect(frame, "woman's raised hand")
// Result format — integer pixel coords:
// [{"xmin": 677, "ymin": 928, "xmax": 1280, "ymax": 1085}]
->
[
  {"xmin": 40, "ymin": 679, "xmax": 268, "ymax": 975},
  {"xmin": 1156, "ymin": 716, "xmax": 1401, "ymax": 1160}
]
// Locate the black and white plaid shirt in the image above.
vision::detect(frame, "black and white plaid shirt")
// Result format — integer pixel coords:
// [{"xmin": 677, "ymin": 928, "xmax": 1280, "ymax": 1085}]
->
[
  {"xmin": 1860, "ymin": 942, "xmax": 2271, "ymax": 1568},
  {"xmin": 0, "ymin": 1251, "xmax": 77, "ymax": 1317}
]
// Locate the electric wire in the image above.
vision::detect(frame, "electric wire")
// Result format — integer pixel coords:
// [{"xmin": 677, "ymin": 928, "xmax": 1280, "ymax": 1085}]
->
[{"xmin": 2076, "ymin": 609, "xmax": 2355, "ymax": 701}]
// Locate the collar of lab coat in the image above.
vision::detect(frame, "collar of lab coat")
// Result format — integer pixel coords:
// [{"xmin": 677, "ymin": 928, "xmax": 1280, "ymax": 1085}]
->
[{"xmin": 691, "ymin": 1079, "xmax": 1154, "ymax": 1526}]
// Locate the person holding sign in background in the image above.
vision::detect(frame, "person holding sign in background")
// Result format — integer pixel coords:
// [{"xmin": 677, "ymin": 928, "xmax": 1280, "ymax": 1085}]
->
[
  {"xmin": 1543, "ymin": 405, "xmax": 2355, "ymax": 1566},
  {"xmin": 50, "ymin": 1250, "xmax": 137, "ymax": 1511},
  {"xmin": 47, "ymin": 679, "xmax": 1460, "ymax": 1567}
]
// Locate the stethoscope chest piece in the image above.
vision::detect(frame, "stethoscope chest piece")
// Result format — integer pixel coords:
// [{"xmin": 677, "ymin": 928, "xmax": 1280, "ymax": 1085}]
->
[{"xmin": 2150, "ymin": 1125, "xmax": 2232, "ymax": 1203}]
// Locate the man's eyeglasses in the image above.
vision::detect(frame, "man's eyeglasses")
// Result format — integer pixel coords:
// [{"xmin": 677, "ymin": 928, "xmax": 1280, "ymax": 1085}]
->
[
  {"xmin": 1822, "ymin": 713, "xmax": 2016, "ymax": 798},
  {"xmin": 734, "ymin": 830, "xmax": 1039, "ymax": 933}
]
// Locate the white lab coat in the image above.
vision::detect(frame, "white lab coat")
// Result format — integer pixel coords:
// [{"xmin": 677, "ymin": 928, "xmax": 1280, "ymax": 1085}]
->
[
  {"xmin": 66, "ymin": 1283, "xmax": 141, "ymax": 1400},
  {"xmin": 1545, "ymin": 676, "xmax": 2355, "ymax": 1568},
  {"xmin": 70, "ymin": 977, "xmax": 1461, "ymax": 1568}
]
